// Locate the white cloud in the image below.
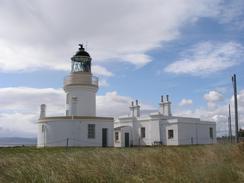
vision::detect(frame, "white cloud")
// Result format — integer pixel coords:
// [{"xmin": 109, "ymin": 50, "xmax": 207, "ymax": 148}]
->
[
  {"xmin": 0, "ymin": 40, "xmax": 66, "ymax": 72},
  {"xmin": 179, "ymin": 98, "xmax": 193, "ymax": 106},
  {"xmin": 0, "ymin": 87, "xmax": 65, "ymax": 114},
  {"xmin": 164, "ymin": 41, "xmax": 244, "ymax": 75},
  {"xmin": 96, "ymin": 91, "xmax": 132, "ymax": 117},
  {"xmin": 204, "ymin": 90, "xmax": 224, "ymax": 103},
  {"xmin": 204, "ymin": 90, "xmax": 224, "ymax": 109},
  {"xmin": 218, "ymin": 0, "xmax": 244, "ymax": 29},
  {"xmin": 92, "ymin": 65, "xmax": 113, "ymax": 77},
  {"xmin": 97, "ymin": 91, "xmax": 155, "ymax": 117},
  {"xmin": 238, "ymin": 91, "xmax": 244, "ymax": 108},
  {"xmin": 0, "ymin": 0, "xmax": 235, "ymax": 71},
  {"xmin": 99, "ymin": 79, "xmax": 109, "ymax": 87},
  {"xmin": 123, "ymin": 54, "xmax": 152, "ymax": 68},
  {"xmin": 0, "ymin": 113, "xmax": 36, "ymax": 137},
  {"xmin": 0, "ymin": 87, "xmax": 65, "ymax": 137},
  {"xmin": 0, "ymin": 40, "xmax": 113, "ymax": 77}
]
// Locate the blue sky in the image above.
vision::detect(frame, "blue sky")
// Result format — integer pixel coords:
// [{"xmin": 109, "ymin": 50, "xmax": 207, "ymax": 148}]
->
[{"xmin": 0, "ymin": 0, "xmax": 244, "ymax": 137}]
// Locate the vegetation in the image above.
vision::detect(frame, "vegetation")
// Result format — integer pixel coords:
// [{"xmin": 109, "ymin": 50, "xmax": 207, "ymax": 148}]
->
[{"xmin": 0, "ymin": 143, "xmax": 244, "ymax": 183}]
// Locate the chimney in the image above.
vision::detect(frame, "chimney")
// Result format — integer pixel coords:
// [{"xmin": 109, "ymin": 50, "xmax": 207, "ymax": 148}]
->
[
  {"xmin": 40, "ymin": 104, "xmax": 46, "ymax": 119},
  {"xmin": 135, "ymin": 100, "xmax": 140, "ymax": 117},
  {"xmin": 130, "ymin": 101, "xmax": 135, "ymax": 117},
  {"xmin": 164, "ymin": 95, "xmax": 172, "ymax": 116},
  {"xmin": 161, "ymin": 95, "xmax": 164, "ymax": 103},
  {"xmin": 159, "ymin": 96, "xmax": 164, "ymax": 114},
  {"xmin": 159, "ymin": 95, "xmax": 172, "ymax": 116}
]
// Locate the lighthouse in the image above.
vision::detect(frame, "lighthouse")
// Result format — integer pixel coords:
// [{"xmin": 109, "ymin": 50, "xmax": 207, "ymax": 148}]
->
[
  {"xmin": 37, "ymin": 45, "xmax": 114, "ymax": 147},
  {"xmin": 64, "ymin": 44, "xmax": 98, "ymax": 117}
]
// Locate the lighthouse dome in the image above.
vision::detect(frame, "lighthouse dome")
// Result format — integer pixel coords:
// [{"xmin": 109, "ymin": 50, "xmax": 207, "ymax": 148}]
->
[{"xmin": 74, "ymin": 44, "xmax": 90, "ymax": 57}]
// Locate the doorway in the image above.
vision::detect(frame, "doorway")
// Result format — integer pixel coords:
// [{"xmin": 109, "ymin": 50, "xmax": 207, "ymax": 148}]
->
[
  {"xmin": 124, "ymin": 132, "xmax": 130, "ymax": 147},
  {"xmin": 102, "ymin": 128, "xmax": 108, "ymax": 147}
]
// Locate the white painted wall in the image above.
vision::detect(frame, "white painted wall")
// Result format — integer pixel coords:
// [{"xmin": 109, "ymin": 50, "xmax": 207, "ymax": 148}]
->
[
  {"xmin": 37, "ymin": 118, "xmax": 114, "ymax": 147},
  {"xmin": 159, "ymin": 122, "xmax": 167, "ymax": 144},
  {"xmin": 177, "ymin": 123, "xmax": 197, "ymax": 145},
  {"xmin": 165, "ymin": 124, "xmax": 179, "ymax": 145},
  {"xmin": 114, "ymin": 126, "xmax": 133, "ymax": 147},
  {"xmin": 137, "ymin": 120, "xmax": 160, "ymax": 145},
  {"xmin": 176, "ymin": 118, "xmax": 216, "ymax": 145},
  {"xmin": 114, "ymin": 118, "xmax": 161, "ymax": 146},
  {"xmin": 65, "ymin": 85, "xmax": 97, "ymax": 116},
  {"xmin": 114, "ymin": 115, "xmax": 217, "ymax": 146},
  {"xmin": 114, "ymin": 115, "xmax": 216, "ymax": 147},
  {"xmin": 37, "ymin": 123, "xmax": 45, "ymax": 147}
]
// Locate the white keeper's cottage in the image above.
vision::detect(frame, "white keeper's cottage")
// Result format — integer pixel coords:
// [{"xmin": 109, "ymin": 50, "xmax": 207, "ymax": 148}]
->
[
  {"xmin": 114, "ymin": 96, "xmax": 216, "ymax": 147},
  {"xmin": 37, "ymin": 45, "xmax": 216, "ymax": 147},
  {"xmin": 37, "ymin": 45, "xmax": 114, "ymax": 147}
]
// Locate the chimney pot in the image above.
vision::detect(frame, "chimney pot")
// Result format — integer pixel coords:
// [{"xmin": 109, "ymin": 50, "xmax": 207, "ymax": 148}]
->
[{"xmin": 40, "ymin": 104, "xmax": 46, "ymax": 119}]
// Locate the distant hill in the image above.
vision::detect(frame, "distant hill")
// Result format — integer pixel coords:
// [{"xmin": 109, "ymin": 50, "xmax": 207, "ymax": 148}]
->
[{"xmin": 0, "ymin": 137, "xmax": 36, "ymax": 147}]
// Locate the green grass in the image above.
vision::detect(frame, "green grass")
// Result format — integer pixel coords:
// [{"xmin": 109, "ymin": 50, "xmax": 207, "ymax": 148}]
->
[{"xmin": 0, "ymin": 143, "xmax": 244, "ymax": 183}]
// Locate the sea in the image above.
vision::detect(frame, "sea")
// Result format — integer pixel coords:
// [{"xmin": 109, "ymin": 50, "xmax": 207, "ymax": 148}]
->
[{"xmin": 0, "ymin": 137, "xmax": 37, "ymax": 147}]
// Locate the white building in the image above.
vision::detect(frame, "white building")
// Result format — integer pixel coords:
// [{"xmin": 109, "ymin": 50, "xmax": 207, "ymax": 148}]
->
[
  {"xmin": 37, "ymin": 45, "xmax": 216, "ymax": 148},
  {"xmin": 37, "ymin": 45, "xmax": 114, "ymax": 147},
  {"xmin": 114, "ymin": 96, "xmax": 216, "ymax": 147}
]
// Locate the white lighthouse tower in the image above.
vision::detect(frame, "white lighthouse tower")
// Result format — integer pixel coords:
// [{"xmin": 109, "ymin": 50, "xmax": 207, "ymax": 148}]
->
[
  {"xmin": 37, "ymin": 45, "xmax": 114, "ymax": 147},
  {"xmin": 64, "ymin": 44, "xmax": 98, "ymax": 117}
]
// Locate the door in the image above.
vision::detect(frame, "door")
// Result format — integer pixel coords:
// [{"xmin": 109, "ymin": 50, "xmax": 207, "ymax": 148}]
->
[
  {"xmin": 102, "ymin": 128, "xmax": 108, "ymax": 147},
  {"xmin": 124, "ymin": 133, "xmax": 130, "ymax": 147}
]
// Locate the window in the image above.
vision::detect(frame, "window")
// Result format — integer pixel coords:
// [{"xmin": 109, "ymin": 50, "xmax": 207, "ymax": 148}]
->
[
  {"xmin": 88, "ymin": 124, "xmax": 95, "ymax": 139},
  {"xmin": 168, "ymin": 129, "xmax": 174, "ymax": 139},
  {"xmin": 209, "ymin": 127, "xmax": 213, "ymax": 139},
  {"xmin": 141, "ymin": 127, "xmax": 145, "ymax": 138},
  {"xmin": 115, "ymin": 132, "xmax": 119, "ymax": 141}
]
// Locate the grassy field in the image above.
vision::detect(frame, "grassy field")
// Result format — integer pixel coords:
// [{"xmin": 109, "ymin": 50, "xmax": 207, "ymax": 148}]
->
[{"xmin": 0, "ymin": 143, "xmax": 244, "ymax": 183}]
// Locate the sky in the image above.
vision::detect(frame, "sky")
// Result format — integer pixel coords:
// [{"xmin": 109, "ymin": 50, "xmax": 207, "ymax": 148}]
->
[{"xmin": 0, "ymin": 0, "xmax": 244, "ymax": 137}]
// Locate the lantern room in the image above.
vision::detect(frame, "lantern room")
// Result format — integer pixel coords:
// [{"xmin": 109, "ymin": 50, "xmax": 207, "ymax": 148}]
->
[{"xmin": 71, "ymin": 44, "xmax": 91, "ymax": 72}]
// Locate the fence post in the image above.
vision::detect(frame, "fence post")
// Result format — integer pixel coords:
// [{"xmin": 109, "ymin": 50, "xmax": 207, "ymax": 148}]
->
[{"xmin": 66, "ymin": 138, "xmax": 69, "ymax": 149}]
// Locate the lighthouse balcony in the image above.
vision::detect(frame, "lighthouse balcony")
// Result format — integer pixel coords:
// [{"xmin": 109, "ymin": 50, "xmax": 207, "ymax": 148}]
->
[{"xmin": 64, "ymin": 72, "xmax": 98, "ymax": 87}]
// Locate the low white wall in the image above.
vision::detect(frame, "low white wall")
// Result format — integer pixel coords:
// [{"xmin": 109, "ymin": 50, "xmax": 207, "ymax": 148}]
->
[
  {"xmin": 37, "ymin": 118, "xmax": 114, "ymax": 147},
  {"xmin": 114, "ymin": 127, "xmax": 133, "ymax": 147},
  {"xmin": 136, "ymin": 120, "xmax": 160, "ymax": 146},
  {"xmin": 114, "ymin": 115, "xmax": 217, "ymax": 147},
  {"xmin": 177, "ymin": 121, "xmax": 216, "ymax": 145},
  {"xmin": 165, "ymin": 124, "xmax": 179, "ymax": 145}
]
